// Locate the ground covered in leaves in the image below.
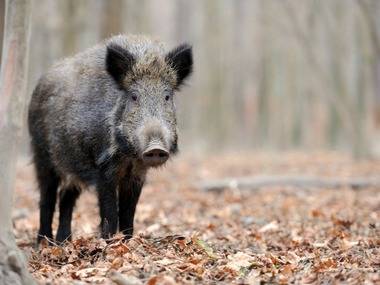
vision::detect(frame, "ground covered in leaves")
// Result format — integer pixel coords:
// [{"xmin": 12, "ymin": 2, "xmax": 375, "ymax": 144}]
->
[{"xmin": 13, "ymin": 152, "xmax": 380, "ymax": 284}]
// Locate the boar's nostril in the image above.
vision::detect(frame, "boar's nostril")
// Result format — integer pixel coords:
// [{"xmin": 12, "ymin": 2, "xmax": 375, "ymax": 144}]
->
[{"xmin": 142, "ymin": 146, "xmax": 169, "ymax": 166}]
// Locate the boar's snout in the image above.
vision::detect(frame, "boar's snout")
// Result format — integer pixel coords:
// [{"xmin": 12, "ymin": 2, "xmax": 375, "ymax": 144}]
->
[
  {"xmin": 142, "ymin": 142, "xmax": 169, "ymax": 167},
  {"xmin": 137, "ymin": 119, "xmax": 173, "ymax": 167}
]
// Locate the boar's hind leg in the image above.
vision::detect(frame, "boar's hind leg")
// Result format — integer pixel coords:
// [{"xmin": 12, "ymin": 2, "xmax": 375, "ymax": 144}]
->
[
  {"xmin": 35, "ymin": 157, "xmax": 60, "ymax": 244},
  {"xmin": 118, "ymin": 177, "xmax": 143, "ymax": 239},
  {"xmin": 97, "ymin": 177, "xmax": 118, "ymax": 239},
  {"xmin": 56, "ymin": 186, "xmax": 80, "ymax": 243}
]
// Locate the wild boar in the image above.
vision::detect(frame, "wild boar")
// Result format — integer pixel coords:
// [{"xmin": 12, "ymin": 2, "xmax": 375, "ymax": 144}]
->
[{"xmin": 28, "ymin": 35, "xmax": 193, "ymax": 243}]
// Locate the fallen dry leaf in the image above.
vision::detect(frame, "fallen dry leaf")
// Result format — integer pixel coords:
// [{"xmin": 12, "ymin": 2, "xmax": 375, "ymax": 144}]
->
[{"xmin": 226, "ymin": 252, "xmax": 254, "ymax": 272}]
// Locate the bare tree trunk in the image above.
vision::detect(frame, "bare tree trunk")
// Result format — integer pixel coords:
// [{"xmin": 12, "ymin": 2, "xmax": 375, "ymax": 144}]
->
[
  {"xmin": 0, "ymin": 0, "xmax": 5, "ymax": 65},
  {"xmin": 0, "ymin": 0, "xmax": 34, "ymax": 284},
  {"xmin": 100, "ymin": 0, "xmax": 123, "ymax": 39}
]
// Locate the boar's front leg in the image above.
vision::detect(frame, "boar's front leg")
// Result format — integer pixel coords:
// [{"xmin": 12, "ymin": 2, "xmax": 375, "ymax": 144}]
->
[
  {"xmin": 118, "ymin": 176, "xmax": 144, "ymax": 239},
  {"xmin": 97, "ymin": 175, "xmax": 118, "ymax": 239},
  {"xmin": 56, "ymin": 186, "xmax": 80, "ymax": 243}
]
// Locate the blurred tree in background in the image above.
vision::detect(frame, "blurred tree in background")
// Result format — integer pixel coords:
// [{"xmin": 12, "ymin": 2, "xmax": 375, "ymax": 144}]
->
[{"xmin": 2, "ymin": 0, "xmax": 379, "ymax": 158}]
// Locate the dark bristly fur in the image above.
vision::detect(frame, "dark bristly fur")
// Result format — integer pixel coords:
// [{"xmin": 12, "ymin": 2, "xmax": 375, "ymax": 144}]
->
[
  {"xmin": 166, "ymin": 43, "xmax": 193, "ymax": 89},
  {"xmin": 28, "ymin": 35, "xmax": 193, "ymax": 244},
  {"xmin": 106, "ymin": 44, "xmax": 135, "ymax": 86}
]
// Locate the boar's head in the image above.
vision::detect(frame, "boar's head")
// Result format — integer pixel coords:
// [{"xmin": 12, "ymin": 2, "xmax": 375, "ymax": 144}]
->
[{"xmin": 106, "ymin": 39, "xmax": 193, "ymax": 167}]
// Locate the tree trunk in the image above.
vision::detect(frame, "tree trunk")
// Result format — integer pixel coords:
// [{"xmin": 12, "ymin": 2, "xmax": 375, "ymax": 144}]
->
[
  {"xmin": 0, "ymin": 0, "xmax": 34, "ymax": 284},
  {"xmin": 0, "ymin": 0, "xmax": 5, "ymax": 65}
]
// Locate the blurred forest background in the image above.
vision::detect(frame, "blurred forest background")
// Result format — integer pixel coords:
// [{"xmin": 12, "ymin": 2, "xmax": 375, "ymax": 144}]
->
[{"xmin": 1, "ymin": 0, "xmax": 380, "ymax": 158}]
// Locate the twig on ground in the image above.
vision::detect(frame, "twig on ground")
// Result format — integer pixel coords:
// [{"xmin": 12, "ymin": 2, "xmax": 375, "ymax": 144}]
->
[{"xmin": 198, "ymin": 175, "xmax": 380, "ymax": 192}]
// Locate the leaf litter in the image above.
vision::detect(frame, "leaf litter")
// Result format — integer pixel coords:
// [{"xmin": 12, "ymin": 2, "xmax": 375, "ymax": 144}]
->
[{"xmin": 13, "ymin": 151, "xmax": 380, "ymax": 284}]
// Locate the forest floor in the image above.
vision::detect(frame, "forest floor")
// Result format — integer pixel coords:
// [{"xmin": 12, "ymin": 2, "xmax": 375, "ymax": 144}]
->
[{"xmin": 13, "ymin": 151, "xmax": 380, "ymax": 284}]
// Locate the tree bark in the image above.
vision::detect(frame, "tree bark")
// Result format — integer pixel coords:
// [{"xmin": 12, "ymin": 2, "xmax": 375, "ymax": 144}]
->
[
  {"xmin": 0, "ymin": 0, "xmax": 34, "ymax": 284},
  {"xmin": 0, "ymin": 0, "xmax": 5, "ymax": 65}
]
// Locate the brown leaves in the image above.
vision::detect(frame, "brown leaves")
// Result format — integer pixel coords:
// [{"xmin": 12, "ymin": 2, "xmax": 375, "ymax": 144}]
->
[
  {"xmin": 147, "ymin": 275, "xmax": 176, "ymax": 285},
  {"xmin": 226, "ymin": 252, "xmax": 254, "ymax": 272},
  {"xmin": 331, "ymin": 215, "xmax": 354, "ymax": 229},
  {"xmin": 314, "ymin": 258, "xmax": 337, "ymax": 272},
  {"xmin": 111, "ymin": 257, "xmax": 124, "ymax": 270},
  {"xmin": 13, "ymin": 152, "xmax": 380, "ymax": 284}
]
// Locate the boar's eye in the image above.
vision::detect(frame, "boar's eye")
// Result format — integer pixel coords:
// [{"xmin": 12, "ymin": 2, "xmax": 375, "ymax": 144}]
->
[
  {"xmin": 131, "ymin": 94, "xmax": 138, "ymax": 101},
  {"xmin": 164, "ymin": 90, "xmax": 172, "ymax": 101}
]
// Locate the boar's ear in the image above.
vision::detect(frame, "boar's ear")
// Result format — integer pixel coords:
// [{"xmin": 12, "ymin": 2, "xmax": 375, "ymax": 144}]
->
[
  {"xmin": 106, "ymin": 44, "xmax": 135, "ymax": 86},
  {"xmin": 166, "ymin": 43, "xmax": 193, "ymax": 88}
]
